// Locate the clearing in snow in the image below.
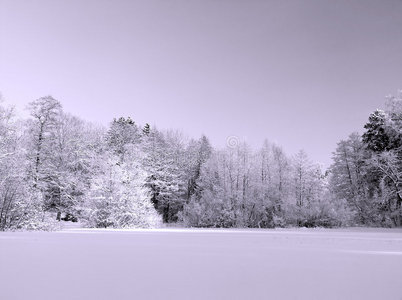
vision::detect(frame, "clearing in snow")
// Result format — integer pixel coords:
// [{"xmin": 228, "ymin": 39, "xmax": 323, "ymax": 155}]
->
[{"xmin": 1, "ymin": 228, "xmax": 402, "ymax": 300}]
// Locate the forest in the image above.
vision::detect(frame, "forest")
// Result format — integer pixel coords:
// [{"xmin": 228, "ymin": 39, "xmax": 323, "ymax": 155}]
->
[{"xmin": 0, "ymin": 92, "xmax": 401, "ymax": 230}]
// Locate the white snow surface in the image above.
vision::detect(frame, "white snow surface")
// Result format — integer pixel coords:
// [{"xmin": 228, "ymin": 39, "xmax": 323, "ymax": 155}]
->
[{"xmin": 1, "ymin": 227, "xmax": 402, "ymax": 300}]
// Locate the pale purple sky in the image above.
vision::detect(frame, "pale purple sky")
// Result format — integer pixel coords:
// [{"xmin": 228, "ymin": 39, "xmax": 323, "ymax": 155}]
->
[{"xmin": 1, "ymin": 0, "xmax": 402, "ymax": 167}]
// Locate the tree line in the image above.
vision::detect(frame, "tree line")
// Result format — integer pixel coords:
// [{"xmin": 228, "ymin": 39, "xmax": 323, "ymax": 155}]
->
[{"xmin": 0, "ymin": 92, "xmax": 401, "ymax": 230}]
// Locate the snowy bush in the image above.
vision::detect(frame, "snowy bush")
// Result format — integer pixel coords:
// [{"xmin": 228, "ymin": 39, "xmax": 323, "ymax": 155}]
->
[
  {"xmin": 0, "ymin": 182, "xmax": 60, "ymax": 231},
  {"xmin": 283, "ymin": 193, "xmax": 353, "ymax": 228}
]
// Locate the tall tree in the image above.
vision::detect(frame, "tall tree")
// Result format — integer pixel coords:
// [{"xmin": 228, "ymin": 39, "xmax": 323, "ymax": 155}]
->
[
  {"xmin": 107, "ymin": 117, "xmax": 140, "ymax": 162},
  {"xmin": 27, "ymin": 96, "xmax": 62, "ymax": 185},
  {"xmin": 185, "ymin": 135, "xmax": 212, "ymax": 201},
  {"xmin": 0, "ymin": 100, "xmax": 51, "ymax": 230},
  {"xmin": 329, "ymin": 133, "xmax": 376, "ymax": 224},
  {"xmin": 140, "ymin": 128, "xmax": 183, "ymax": 222},
  {"xmin": 292, "ymin": 150, "xmax": 312, "ymax": 207}
]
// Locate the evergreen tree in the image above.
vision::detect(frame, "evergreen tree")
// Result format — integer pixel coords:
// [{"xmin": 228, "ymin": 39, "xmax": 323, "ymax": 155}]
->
[
  {"xmin": 362, "ymin": 110, "xmax": 393, "ymax": 152},
  {"xmin": 107, "ymin": 117, "xmax": 140, "ymax": 162},
  {"xmin": 142, "ymin": 123, "xmax": 150, "ymax": 136}
]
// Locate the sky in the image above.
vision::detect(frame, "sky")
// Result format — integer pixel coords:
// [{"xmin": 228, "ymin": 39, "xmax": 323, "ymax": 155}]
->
[{"xmin": 1, "ymin": 0, "xmax": 402, "ymax": 168}]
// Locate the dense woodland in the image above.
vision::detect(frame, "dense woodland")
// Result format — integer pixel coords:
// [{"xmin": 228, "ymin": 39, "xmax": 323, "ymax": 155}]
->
[{"xmin": 0, "ymin": 92, "xmax": 401, "ymax": 230}]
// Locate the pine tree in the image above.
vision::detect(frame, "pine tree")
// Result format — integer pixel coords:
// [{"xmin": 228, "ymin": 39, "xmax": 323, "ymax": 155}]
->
[
  {"xmin": 362, "ymin": 110, "xmax": 392, "ymax": 152},
  {"xmin": 142, "ymin": 123, "xmax": 150, "ymax": 136},
  {"xmin": 107, "ymin": 117, "xmax": 140, "ymax": 162}
]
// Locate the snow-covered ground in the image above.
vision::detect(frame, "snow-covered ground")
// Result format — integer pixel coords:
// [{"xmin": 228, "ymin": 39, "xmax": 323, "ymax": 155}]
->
[{"xmin": 1, "ymin": 228, "xmax": 402, "ymax": 300}]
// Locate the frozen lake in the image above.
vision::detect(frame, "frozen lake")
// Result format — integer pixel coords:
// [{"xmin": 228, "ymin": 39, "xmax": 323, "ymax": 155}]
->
[{"xmin": 1, "ymin": 228, "xmax": 402, "ymax": 300}]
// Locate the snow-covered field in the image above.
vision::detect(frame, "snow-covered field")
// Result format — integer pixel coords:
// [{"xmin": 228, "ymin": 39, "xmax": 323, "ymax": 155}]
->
[{"xmin": 1, "ymin": 228, "xmax": 402, "ymax": 300}]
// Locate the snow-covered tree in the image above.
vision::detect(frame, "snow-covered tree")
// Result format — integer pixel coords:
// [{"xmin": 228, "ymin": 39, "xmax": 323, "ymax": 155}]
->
[
  {"xmin": 0, "ymin": 99, "xmax": 56, "ymax": 230},
  {"xmin": 183, "ymin": 141, "xmax": 292, "ymax": 228},
  {"xmin": 328, "ymin": 133, "xmax": 375, "ymax": 224},
  {"xmin": 26, "ymin": 96, "xmax": 62, "ymax": 185},
  {"xmin": 329, "ymin": 91, "xmax": 402, "ymax": 226},
  {"xmin": 84, "ymin": 148, "xmax": 161, "ymax": 228},
  {"xmin": 370, "ymin": 151, "xmax": 402, "ymax": 225},
  {"xmin": 140, "ymin": 128, "xmax": 184, "ymax": 222},
  {"xmin": 184, "ymin": 135, "xmax": 212, "ymax": 201},
  {"xmin": 107, "ymin": 117, "xmax": 141, "ymax": 162}
]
